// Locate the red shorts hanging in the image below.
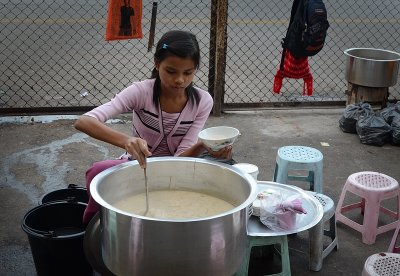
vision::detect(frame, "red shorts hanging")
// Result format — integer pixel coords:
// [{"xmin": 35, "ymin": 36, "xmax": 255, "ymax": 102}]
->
[{"xmin": 273, "ymin": 49, "xmax": 313, "ymax": 96}]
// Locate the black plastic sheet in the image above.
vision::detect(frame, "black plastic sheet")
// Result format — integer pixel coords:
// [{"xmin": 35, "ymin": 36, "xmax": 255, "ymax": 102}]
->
[
  {"xmin": 339, "ymin": 103, "xmax": 374, "ymax": 133},
  {"xmin": 391, "ymin": 116, "xmax": 400, "ymax": 145},
  {"xmin": 379, "ymin": 102, "xmax": 400, "ymax": 125},
  {"xmin": 356, "ymin": 114, "xmax": 392, "ymax": 146}
]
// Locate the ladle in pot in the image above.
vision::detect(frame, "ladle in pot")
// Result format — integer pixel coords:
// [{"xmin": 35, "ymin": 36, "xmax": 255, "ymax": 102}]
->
[{"xmin": 143, "ymin": 158, "xmax": 149, "ymax": 216}]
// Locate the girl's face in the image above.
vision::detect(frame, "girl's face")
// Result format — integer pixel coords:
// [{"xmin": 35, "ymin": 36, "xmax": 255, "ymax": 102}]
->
[{"xmin": 155, "ymin": 55, "xmax": 197, "ymax": 95}]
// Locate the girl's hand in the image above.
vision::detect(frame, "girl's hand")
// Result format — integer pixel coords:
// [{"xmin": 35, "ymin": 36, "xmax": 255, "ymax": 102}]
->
[
  {"xmin": 124, "ymin": 137, "xmax": 152, "ymax": 168},
  {"xmin": 205, "ymin": 145, "xmax": 233, "ymax": 160}
]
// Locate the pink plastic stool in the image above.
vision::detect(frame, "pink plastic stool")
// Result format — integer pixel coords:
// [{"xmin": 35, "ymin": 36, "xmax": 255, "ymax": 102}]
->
[
  {"xmin": 335, "ymin": 171, "xmax": 400, "ymax": 245},
  {"xmin": 362, "ymin": 252, "xmax": 400, "ymax": 276},
  {"xmin": 388, "ymin": 221, "xmax": 400, "ymax": 253}
]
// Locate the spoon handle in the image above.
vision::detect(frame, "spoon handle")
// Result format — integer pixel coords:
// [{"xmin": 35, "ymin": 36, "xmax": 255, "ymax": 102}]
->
[{"xmin": 144, "ymin": 159, "xmax": 149, "ymax": 215}]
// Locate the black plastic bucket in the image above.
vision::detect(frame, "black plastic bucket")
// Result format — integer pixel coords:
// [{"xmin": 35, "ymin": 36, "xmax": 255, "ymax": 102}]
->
[
  {"xmin": 41, "ymin": 184, "xmax": 89, "ymax": 204},
  {"xmin": 21, "ymin": 201, "xmax": 92, "ymax": 276}
]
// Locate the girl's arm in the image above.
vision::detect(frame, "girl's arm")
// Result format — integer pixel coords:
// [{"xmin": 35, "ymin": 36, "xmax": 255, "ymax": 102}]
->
[
  {"xmin": 178, "ymin": 141, "xmax": 206, "ymax": 157},
  {"xmin": 74, "ymin": 115, "xmax": 151, "ymax": 167},
  {"xmin": 178, "ymin": 141, "xmax": 233, "ymax": 160},
  {"xmin": 75, "ymin": 115, "xmax": 130, "ymax": 149}
]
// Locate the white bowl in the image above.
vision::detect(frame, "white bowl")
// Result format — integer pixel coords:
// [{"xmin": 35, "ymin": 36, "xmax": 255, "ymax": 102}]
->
[{"xmin": 198, "ymin": 126, "xmax": 240, "ymax": 151}]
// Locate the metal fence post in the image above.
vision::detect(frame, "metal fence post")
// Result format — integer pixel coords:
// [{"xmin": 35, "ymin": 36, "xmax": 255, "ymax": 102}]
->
[
  {"xmin": 208, "ymin": 0, "xmax": 216, "ymax": 100},
  {"xmin": 211, "ymin": 0, "xmax": 228, "ymax": 116}
]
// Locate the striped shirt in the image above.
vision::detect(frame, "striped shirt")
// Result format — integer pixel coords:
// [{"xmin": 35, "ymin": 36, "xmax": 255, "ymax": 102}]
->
[
  {"xmin": 84, "ymin": 78, "xmax": 213, "ymax": 158},
  {"xmin": 152, "ymin": 111, "xmax": 181, "ymax": 156}
]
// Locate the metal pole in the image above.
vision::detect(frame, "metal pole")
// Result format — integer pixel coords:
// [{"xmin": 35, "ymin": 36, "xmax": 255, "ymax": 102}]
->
[
  {"xmin": 208, "ymin": 0, "xmax": 217, "ymax": 99},
  {"xmin": 147, "ymin": 2, "xmax": 158, "ymax": 52},
  {"xmin": 212, "ymin": 0, "xmax": 228, "ymax": 116}
]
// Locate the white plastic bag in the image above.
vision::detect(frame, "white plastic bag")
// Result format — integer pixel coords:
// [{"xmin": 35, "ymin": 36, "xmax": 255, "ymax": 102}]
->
[{"xmin": 259, "ymin": 192, "xmax": 307, "ymax": 231}]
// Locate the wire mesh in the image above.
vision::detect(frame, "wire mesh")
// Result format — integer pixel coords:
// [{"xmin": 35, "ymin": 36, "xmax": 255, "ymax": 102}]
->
[
  {"xmin": 0, "ymin": 0, "xmax": 399, "ymax": 113},
  {"xmin": 224, "ymin": 0, "xmax": 400, "ymax": 104},
  {"xmin": 0, "ymin": 0, "xmax": 211, "ymax": 111},
  {"xmin": 226, "ymin": 0, "xmax": 400, "ymax": 105}
]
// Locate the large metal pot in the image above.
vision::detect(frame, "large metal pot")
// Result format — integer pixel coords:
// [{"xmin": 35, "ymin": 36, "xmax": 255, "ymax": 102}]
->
[
  {"xmin": 90, "ymin": 157, "xmax": 258, "ymax": 276},
  {"xmin": 344, "ymin": 48, "xmax": 400, "ymax": 87}
]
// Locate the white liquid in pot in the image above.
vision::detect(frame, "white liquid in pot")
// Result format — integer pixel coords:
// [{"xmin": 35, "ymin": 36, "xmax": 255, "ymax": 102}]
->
[{"xmin": 113, "ymin": 190, "xmax": 235, "ymax": 219}]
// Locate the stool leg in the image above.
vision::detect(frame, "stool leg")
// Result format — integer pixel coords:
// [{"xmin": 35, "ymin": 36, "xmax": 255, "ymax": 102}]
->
[
  {"xmin": 235, "ymin": 238, "xmax": 252, "ymax": 276},
  {"xmin": 322, "ymin": 215, "xmax": 339, "ymax": 259},
  {"xmin": 321, "ymin": 216, "xmax": 339, "ymax": 254},
  {"xmin": 275, "ymin": 161, "xmax": 289, "ymax": 184},
  {"xmin": 335, "ymin": 182, "xmax": 348, "ymax": 217},
  {"xmin": 308, "ymin": 221, "xmax": 324, "ymax": 271},
  {"xmin": 313, "ymin": 166, "xmax": 323, "ymax": 194},
  {"xmin": 327, "ymin": 214, "xmax": 338, "ymax": 251},
  {"xmin": 273, "ymin": 162, "xmax": 279, "ymax": 181},
  {"xmin": 362, "ymin": 197, "xmax": 380, "ymax": 245},
  {"xmin": 361, "ymin": 198, "xmax": 365, "ymax": 215},
  {"xmin": 388, "ymin": 222, "xmax": 400, "ymax": 253},
  {"xmin": 397, "ymin": 193, "xmax": 400, "ymax": 220},
  {"xmin": 280, "ymin": 235, "xmax": 292, "ymax": 276},
  {"xmin": 308, "ymin": 171, "xmax": 315, "ymax": 192}
]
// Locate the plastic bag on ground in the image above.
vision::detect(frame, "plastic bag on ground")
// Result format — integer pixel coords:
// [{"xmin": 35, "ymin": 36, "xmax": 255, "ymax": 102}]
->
[
  {"xmin": 391, "ymin": 116, "xmax": 400, "ymax": 145},
  {"xmin": 339, "ymin": 103, "xmax": 374, "ymax": 133},
  {"xmin": 379, "ymin": 102, "xmax": 400, "ymax": 125},
  {"xmin": 356, "ymin": 114, "xmax": 392, "ymax": 146}
]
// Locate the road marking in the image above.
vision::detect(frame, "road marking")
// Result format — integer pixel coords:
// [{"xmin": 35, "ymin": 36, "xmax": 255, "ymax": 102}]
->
[{"xmin": 1, "ymin": 18, "xmax": 400, "ymax": 25}]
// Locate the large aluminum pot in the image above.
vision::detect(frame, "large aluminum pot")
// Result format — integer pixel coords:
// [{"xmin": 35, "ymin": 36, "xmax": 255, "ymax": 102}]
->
[
  {"xmin": 90, "ymin": 157, "xmax": 258, "ymax": 276},
  {"xmin": 344, "ymin": 48, "xmax": 400, "ymax": 87}
]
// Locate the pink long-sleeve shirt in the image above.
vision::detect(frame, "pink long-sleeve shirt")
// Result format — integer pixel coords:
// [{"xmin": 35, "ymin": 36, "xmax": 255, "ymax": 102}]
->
[{"xmin": 84, "ymin": 79, "xmax": 213, "ymax": 156}]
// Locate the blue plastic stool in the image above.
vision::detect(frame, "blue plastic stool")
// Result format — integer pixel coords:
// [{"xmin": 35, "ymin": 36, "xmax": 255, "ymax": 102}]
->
[
  {"xmin": 235, "ymin": 215, "xmax": 291, "ymax": 276},
  {"xmin": 273, "ymin": 146, "xmax": 324, "ymax": 193},
  {"xmin": 237, "ymin": 235, "xmax": 291, "ymax": 276}
]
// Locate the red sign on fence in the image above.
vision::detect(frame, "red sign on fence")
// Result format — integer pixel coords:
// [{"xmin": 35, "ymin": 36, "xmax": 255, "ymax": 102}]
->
[{"xmin": 105, "ymin": 0, "xmax": 143, "ymax": 41}]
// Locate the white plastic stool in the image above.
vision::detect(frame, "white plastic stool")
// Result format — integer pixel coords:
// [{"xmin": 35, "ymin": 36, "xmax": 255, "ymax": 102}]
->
[
  {"xmin": 273, "ymin": 146, "xmax": 324, "ymax": 193},
  {"xmin": 306, "ymin": 192, "xmax": 338, "ymax": 271},
  {"xmin": 335, "ymin": 171, "xmax": 400, "ymax": 245},
  {"xmin": 289, "ymin": 192, "xmax": 338, "ymax": 271},
  {"xmin": 362, "ymin": 252, "xmax": 400, "ymax": 276}
]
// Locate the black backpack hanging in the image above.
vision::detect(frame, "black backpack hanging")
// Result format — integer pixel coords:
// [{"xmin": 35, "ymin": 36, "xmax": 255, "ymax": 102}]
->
[{"xmin": 282, "ymin": 0, "xmax": 330, "ymax": 59}]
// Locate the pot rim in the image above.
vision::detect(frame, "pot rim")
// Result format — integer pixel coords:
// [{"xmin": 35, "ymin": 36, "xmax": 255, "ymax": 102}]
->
[
  {"xmin": 90, "ymin": 157, "xmax": 259, "ymax": 222},
  {"xmin": 344, "ymin": 47, "xmax": 400, "ymax": 62}
]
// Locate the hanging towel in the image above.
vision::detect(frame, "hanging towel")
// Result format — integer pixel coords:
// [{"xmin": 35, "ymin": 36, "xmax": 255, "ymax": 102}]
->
[
  {"xmin": 273, "ymin": 49, "xmax": 313, "ymax": 96},
  {"xmin": 105, "ymin": 0, "xmax": 143, "ymax": 41}
]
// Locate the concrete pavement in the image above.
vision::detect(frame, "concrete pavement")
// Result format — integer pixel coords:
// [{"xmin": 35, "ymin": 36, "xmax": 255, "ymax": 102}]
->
[{"xmin": 1, "ymin": 108, "xmax": 400, "ymax": 275}]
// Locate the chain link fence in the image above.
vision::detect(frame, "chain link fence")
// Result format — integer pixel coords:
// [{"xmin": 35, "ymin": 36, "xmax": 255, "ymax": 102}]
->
[
  {"xmin": 225, "ymin": 0, "xmax": 400, "ymax": 107},
  {"xmin": 1, "ymin": 0, "xmax": 399, "ymax": 114}
]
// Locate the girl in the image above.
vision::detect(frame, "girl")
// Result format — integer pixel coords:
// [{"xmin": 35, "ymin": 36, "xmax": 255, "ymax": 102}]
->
[{"xmin": 75, "ymin": 30, "xmax": 233, "ymax": 224}]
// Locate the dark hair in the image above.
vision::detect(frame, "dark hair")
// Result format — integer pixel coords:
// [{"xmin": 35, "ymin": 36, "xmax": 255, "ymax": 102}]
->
[{"xmin": 150, "ymin": 30, "xmax": 201, "ymax": 107}]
